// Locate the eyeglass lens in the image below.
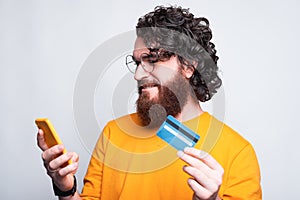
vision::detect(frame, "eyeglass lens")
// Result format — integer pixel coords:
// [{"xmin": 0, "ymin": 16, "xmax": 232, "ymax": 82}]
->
[{"xmin": 126, "ymin": 53, "xmax": 158, "ymax": 73}]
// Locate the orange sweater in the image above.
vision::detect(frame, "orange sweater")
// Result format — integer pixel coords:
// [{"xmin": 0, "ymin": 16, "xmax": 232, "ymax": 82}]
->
[{"xmin": 80, "ymin": 112, "xmax": 262, "ymax": 199}]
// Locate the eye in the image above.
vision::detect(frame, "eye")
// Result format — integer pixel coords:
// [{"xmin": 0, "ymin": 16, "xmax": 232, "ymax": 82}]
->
[{"xmin": 141, "ymin": 53, "xmax": 158, "ymax": 64}]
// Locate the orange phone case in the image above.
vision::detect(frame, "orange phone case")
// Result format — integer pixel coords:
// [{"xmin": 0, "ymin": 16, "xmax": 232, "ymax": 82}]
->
[{"xmin": 35, "ymin": 118, "xmax": 72, "ymax": 165}]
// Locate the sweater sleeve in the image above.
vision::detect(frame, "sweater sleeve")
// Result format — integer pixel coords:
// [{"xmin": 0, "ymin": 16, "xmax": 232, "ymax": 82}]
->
[{"xmin": 222, "ymin": 144, "xmax": 262, "ymax": 200}]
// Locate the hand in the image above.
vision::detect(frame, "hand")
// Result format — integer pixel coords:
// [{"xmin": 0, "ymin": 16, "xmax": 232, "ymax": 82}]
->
[
  {"xmin": 177, "ymin": 147, "xmax": 224, "ymax": 200},
  {"xmin": 37, "ymin": 129, "xmax": 79, "ymax": 191}
]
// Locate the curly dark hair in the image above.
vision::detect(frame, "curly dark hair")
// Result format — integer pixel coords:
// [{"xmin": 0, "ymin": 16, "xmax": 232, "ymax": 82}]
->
[{"xmin": 136, "ymin": 5, "xmax": 222, "ymax": 102}]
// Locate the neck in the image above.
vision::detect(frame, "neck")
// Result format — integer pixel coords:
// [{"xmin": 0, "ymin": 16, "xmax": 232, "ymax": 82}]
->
[{"xmin": 176, "ymin": 96, "xmax": 204, "ymax": 122}]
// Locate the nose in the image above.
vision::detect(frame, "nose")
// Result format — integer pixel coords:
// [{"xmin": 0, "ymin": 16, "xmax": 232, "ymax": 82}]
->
[{"xmin": 134, "ymin": 64, "xmax": 150, "ymax": 81}]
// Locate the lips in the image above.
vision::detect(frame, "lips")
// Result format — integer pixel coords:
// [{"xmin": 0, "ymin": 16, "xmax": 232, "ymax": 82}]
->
[
  {"xmin": 140, "ymin": 83, "xmax": 159, "ymax": 89},
  {"xmin": 138, "ymin": 82, "xmax": 160, "ymax": 94}
]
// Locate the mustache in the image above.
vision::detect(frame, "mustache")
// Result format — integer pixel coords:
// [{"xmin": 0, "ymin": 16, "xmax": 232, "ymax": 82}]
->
[{"xmin": 137, "ymin": 79, "xmax": 161, "ymax": 88}]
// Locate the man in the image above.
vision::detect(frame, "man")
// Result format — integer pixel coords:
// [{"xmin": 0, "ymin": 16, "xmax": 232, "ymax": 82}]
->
[{"xmin": 37, "ymin": 5, "xmax": 262, "ymax": 200}]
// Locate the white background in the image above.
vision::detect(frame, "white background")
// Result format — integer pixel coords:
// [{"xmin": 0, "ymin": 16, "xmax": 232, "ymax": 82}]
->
[{"xmin": 1, "ymin": 0, "xmax": 299, "ymax": 199}]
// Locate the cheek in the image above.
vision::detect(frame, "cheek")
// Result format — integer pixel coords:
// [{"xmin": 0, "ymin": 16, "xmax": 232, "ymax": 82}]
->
[{"xmin": 152, "ymin": 65, "xmax": 179, "ymax": 85}]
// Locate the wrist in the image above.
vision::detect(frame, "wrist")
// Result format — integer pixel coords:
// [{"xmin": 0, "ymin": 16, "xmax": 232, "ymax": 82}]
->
[{"xmin": 52, "ymin": 175, "xmax": 77, "ymax": 197}]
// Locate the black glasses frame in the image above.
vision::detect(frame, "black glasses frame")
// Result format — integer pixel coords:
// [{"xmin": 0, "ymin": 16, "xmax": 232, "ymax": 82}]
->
[{"xmin": 125, "ymin": 50, "xmax": 174, "ymax": 74}]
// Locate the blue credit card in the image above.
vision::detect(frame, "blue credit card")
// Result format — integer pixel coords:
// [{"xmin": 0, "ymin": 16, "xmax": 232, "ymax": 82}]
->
[{"xmin": 157, "ymin": 115, "xmax": 200, "ymax": 151}]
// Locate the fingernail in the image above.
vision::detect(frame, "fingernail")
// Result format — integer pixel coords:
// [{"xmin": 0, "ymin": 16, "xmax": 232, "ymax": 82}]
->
[
  {"xmin": 74, "ymin": 162, "xmax": 78, "ymax": 168},
  {"xmin": 67, "ymin": 152, "xmax": 73, "ymax": 157},
  {"xmin": 71, "ymin": 162, "xmax": 77, "ymax": 169},
  {"xmin": 187, "ymin": 178, "xmax": 193, "ymax": 185},
  {"xmin": 177, "ymin": 150, "xmax": 184, "ymax": 158}
]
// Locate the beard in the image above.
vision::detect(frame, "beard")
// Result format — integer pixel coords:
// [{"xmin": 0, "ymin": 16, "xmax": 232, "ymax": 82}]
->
[{"xmin": 136, "ymin": 72, "xmax": 193, "ymax": 129}]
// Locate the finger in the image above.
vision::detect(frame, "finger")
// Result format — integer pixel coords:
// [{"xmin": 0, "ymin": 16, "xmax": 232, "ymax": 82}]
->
[
  {"xmin": 42, "ymin": 144, "xmax": 65, "ymax": 164},
  {"xmin": 58, "ymin": 162, "xmax": 78, "ymax": 177},
  {"xmin": 187, "ymin": 178, "xmax": 212, "ymax": 199},
  {"xmin": 184, "ymin": 148, "xmax": 223, "ymax": 172},
  {"xmin": 49, "ymin": 152, "xmax": 73, "ymax": 172},
  {"xmin": 177, "ymin": 150, "xmax": 210, "ymax": 173},
  {"xmin": 184, "ymin": 166, "xmax": 220, "ymax": 192},
  {"xmin": 37, "ymin": 129, "xmax": 48, "ymax": 151},
  {"xmin": 183, "ymin": 165, "xmax": 209, "ymax": 186},
  {"xmin": 71, "ymin": 152, "xmax": 79, "ymax": 163},
  {"xmin": 178, "ymin": 150, "xmax": 223, "ymax": 182}
]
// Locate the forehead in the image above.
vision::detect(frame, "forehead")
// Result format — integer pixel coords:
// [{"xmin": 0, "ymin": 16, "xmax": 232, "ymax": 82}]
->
[{"xmin": 133, "ymin": 37, "xmax": 149, "ymax": 59}]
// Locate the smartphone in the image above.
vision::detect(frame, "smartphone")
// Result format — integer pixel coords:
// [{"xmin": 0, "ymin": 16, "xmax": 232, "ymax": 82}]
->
[{"xmin": 35, "ymin": 118, "xmax": 72, "ymax": 165}]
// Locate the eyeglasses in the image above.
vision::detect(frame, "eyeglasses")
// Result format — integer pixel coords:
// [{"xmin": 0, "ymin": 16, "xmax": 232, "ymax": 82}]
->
[{"xmin": 126, "ymin": 50, "xmax": 174, "ymax": 74}]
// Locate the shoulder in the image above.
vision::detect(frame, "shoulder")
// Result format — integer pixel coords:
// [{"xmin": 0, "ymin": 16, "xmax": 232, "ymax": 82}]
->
[
  {"xmin": 202, "ymin": 114, "xmax": 257, "ymax": 170},
  {"xmin": 199, "ymin": 113, "xmax": 254, "ymax": 163},
  {"xmin": 205, "ymin": 112, "xmax": 249, "ymax": 149},
  {"xmin": 204, "ymin": 114, "xmax": 262, "ymax": 198},
  {"xmin": 218, "ymin": 118, "xmax": 249, "ymax": 149}
]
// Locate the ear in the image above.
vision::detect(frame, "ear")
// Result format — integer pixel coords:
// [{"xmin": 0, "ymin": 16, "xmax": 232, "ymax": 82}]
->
[
  {"xmin": 182, "ymin": 66, "xmax": 194, "ymax": 79},
  {"xmin": 182, "ymin": 60, "xmax": 197, "ymax": 79}
]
